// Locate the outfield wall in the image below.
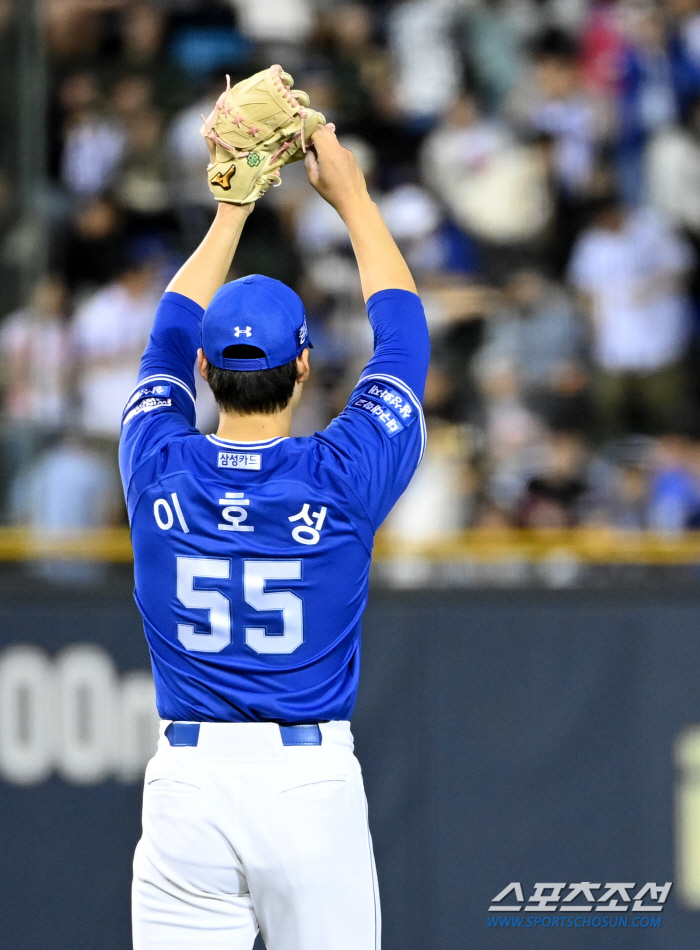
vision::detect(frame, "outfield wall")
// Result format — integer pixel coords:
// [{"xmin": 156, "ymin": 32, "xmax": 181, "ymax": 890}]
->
[{"xmin": 1, "ymin": 577, "xmax": 699, "ymax": 949}]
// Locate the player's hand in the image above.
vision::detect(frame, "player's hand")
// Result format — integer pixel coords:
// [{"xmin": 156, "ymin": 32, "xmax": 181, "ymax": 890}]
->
[{"xmin": 304, "ymin": 124, "xmax": 371, "ymax": 218}]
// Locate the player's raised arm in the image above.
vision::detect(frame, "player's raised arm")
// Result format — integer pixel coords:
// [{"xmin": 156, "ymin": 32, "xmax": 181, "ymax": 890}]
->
[
  {"xmin": 166, "ymin": 201, "xmax": 255, "ymax": 309},
  {"xmin": 305, "ymin": 124, "xmax": 428, "ymax": 407},
  {"xmin": 304, "ymin": 125, "xmax": 417, "ymax": 301},
  {"xmin": 121, "ymin": 176, "xmax": 256, "ymax": 492}
]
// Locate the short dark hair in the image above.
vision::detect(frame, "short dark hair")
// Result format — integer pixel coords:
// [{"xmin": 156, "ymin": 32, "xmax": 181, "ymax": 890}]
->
[
  {"xmin": 205, "ymin": 344, "xmax": 300, "ymax": 415},
  {"xmin": 587, "ymin": 191, "xmax": 624, "ymax": 224},
  {"xmin": 529, "ymin": 28, "xmax": 578, "ymax": 62}
]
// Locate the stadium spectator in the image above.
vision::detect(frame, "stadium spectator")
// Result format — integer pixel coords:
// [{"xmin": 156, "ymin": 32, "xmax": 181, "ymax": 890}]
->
[
  {"xmin": 602, "ymin": 462, "xmax": 651, "ymax": 530},
  {"xmin": 322, "ymin": 4, "xmax": 389, "ymax": 128},
  {"xmin": 10, "ymin": 435, "xmax": 119, "ymax": 533},
  {"xmin": 377, "ymin": 182, "xmax": 444, "ymax": 275},
  {"xmin": 113, "ymin": 107, "xmax": 171, "ymax": 226},
  {"xmin": 477, "ymin": 268, "xmax": 586, "ymax": 405},
  {"xmin": 569, "ymin": 195, "xmax": 694, "ymax": 435},
  {"xmin": 385, "ymin": 365, "xmax": 475, "ymax": 541},
  {"xmin": 0, "ymin": 275, "xmax": 71, "ymax": 513},
  {"xmin": 476, "ymin": 356, "xmax": 546, "ymax": 514},
  {"xmin": 421, "ymin": 96, "xmax": 553, "ymax": 280},
  {"xmin": 516, "ymin": 430, "xmax": 593, "ymax": 528},
  {"xmin": 59, "ymin": 197, "xmax": 127, "ymax": 294},
  {"xmin": 120, "ymin": 2, "xmax": 166, "ymax": 70},
  {"xmin": 110, "ymin": 74, "xmax": 154, "ymax": 124},
  {"xmin": 419, "ymin": 93, "xmax": 513, "ymax": 210},
  {"xmin": 648, "ymin": 431, "xmax": 700, "ymax": 532},
  {"xmin": 167, "ymin": 78, "xmax": 219, "ymax": 252},
  {"xmin": 579, "ymin": 0, "xmax": 626, "ymax": 97},
  {"xmin": 72, "ymin": 248, "xmax": 161, "ymax": 441},
  {"xmin": 59, "ymin": 71, "xmax": 126, "ymax": 199},
  {"xmin": 232, "ymin": 0, "xmax": 314, "ymax": 49},
  {"xmin": 617, "ymin": 6, "xmax": 679, "ymax": 203},
  {"xmin": 9, "ymin": 434, "xmax": 121, "ymax": 582},
  {"xmin": 505, "ymin": 27, "xmax": 610, "ymax": 194},
  {"xmin": 453, "ymin": 0, "xmax": 524, "ymax": 112},
  {"xmin": 0, "ymin": 275, "xmax": 70, "ymax": 431},
  {"xmin": 647, "ymin": 93, "xmax": 700, "ymax": 237},
  {"xmin": 388, "ymin": 0, "xmax": 462, "ymax": 127}
]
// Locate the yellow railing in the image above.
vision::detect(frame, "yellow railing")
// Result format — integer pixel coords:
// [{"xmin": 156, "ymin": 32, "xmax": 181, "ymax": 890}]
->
[
  {"xmin": 374, "ymin": 529, "xmax": 700, "ymax": 565},
  {"xmin": 0, "ymin": 528, "xmax": 134, "ymax": 561},
  {"xmin": 1, "ymin": 527, "xmax": 700, "ymax": 564}
]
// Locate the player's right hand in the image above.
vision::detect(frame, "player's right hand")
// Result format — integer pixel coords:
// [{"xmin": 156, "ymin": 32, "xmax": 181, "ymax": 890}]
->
[{"xmin": 304, "ymin": 124, "xmax": 371, "ymax": 217}]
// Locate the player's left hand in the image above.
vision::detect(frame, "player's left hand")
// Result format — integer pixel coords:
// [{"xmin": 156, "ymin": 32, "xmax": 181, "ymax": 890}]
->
[{"xmin": 304, "ymin": 124, "xmax": 370, "ymax": 219}]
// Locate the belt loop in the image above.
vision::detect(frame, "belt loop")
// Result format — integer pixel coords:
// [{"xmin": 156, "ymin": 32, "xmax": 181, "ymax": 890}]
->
[
  {"xmin": 279, "ymin": 724, "xmax": 322, "ymax": 746},
  {"xmin": 165, "ymin": 722, "xmax": 201, "ymax": 747}
]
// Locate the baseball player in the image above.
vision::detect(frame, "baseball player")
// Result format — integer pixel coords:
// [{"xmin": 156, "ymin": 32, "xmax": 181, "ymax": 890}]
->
[{"xmin": 120, "ymin": 119, "xmax": 429, "ymax": 950}]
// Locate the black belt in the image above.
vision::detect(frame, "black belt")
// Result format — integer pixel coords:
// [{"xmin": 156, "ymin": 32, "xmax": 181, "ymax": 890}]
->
[{"xmin": 165, "ymin": 722, "xmax": 323, "ymax": 747}]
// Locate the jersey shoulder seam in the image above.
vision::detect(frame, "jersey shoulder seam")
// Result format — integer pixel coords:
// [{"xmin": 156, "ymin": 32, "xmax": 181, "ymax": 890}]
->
[
  {"xmin": 308, "ymin": 433, "xmax": 379, "ymax": 537},
  {"xmin": 127, "ymin": 461, "xmax": 206, "ymax": 523},
  {"xmin": 122, "ymin": 431, "xmax": 203, "ymax": 509}
]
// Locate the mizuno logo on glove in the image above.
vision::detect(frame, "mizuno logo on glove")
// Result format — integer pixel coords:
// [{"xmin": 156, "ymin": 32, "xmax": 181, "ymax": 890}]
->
[
  {"xmin": 211, "ymin": 167, "xmax": 237, "ymax": 190},
  {"xmin": 202, "ymin": 66, "xmax": 325, "ymax": 205}
]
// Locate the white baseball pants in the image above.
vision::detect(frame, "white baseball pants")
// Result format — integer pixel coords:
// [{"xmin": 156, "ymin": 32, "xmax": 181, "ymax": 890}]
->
[{"xmin": 132, "ymin": 721, "xmax": 380, "ymax": 950}]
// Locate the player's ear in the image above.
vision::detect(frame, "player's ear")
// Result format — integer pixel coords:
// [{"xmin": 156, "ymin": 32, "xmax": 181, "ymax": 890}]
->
[
  {"xmin": 197, "ymin": 348, "xmax": 209, "ymax": 381},
  {"xmin": 296, "ymin": 349, "xmax": 310, "ymax": 384}
]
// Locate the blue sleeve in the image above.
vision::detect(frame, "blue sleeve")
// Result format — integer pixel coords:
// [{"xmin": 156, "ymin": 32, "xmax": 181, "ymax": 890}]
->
[
  {"xmin": 119, "ymin": 292, "xmax": 203, "ymax": 494},
  {"xmin": 138, "ymin": 290, "xmax": 203, "ymax": 388},
  {"xmin": 360, "ymin": 289, "xmax": 430, "ymax": 398},
  {"xmin": 314, "ymin": 288, "xmax": 429, "ymax": 528}
]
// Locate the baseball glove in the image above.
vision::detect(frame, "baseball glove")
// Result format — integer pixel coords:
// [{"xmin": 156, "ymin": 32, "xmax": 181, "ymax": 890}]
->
[{"xmin": 201, "ymin": 65, "xmax": 326, "ymax": 205}]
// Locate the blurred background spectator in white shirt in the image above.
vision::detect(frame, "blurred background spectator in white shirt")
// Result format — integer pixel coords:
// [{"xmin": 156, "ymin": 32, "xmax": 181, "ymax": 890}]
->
[
  {"xmin": 0, "ymin": 276, "xmax": 71, "ymax": 507},
  {"xmin": 569, "ymin": 195, "xmax": 694, "ymax": 436},
  {"xmin": 72, "ymin": 244, "xmax": 162, "ymax": 442},
  {"xmin": 10, "ymin": 434, "xmax": 121, "ymax": 583}
]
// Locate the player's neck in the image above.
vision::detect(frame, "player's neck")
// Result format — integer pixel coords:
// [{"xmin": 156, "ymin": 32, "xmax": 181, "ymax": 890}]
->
[{"xmin": 216, "ymin": 406, "xmax": 293, "ymax": 443}]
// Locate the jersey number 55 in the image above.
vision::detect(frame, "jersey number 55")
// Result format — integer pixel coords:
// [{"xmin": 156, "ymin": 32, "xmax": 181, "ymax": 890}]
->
[{"xmin": 176, "ymin": 557, "xmax": 303, "ymax": 655}]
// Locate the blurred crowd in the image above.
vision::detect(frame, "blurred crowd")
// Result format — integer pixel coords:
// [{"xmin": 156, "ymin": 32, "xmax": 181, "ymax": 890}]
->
[{"xmin": 3, "ymin": 0, "xmax": 700, "ymax": 541}]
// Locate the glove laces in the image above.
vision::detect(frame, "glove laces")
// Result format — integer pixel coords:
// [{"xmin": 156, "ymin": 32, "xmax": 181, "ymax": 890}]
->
[{"xmin": 203, "ymin": 66, "xmax": 313, "ymax": 166}]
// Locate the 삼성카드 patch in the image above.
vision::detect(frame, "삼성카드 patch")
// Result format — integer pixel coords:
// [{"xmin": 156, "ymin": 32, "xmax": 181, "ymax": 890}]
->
[{"xmin": 218, "ymin": 452, "xmax": 262, "ymax": 470}]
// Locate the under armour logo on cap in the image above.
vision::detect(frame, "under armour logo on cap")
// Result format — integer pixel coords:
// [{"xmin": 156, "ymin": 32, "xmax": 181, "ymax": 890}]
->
[{"xmin": 202, "ymin": 275, "xmax": 312, "ymax": 372}]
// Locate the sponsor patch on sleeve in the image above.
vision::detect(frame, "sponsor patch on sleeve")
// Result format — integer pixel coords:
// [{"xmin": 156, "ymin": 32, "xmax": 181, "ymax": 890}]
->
[
  {"xmin": 124, "ymin": 384, "xmax": 171, "ymax": 413},
  {"xmin": 122, "ymin": 396, "xmax": 172, "ymax": 426},
  {"xmin": 348, "ymin": 381, "xmax": 418, "ymax": 437},
  {"xmin": 218, "ymin": 452, "xmax": 262, "ymax": 470}
]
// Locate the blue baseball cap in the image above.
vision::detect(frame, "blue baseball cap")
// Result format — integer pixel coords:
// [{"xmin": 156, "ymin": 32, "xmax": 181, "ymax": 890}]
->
[{"xmin": 201, "ymin": 275, "xmax": 311, "ymax": 372}]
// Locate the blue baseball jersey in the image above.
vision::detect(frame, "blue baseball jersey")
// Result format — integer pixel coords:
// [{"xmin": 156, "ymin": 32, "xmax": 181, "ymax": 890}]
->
[{"xmin": 119, "ymin": 288, "xmax": 429, "ymax": 724}]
